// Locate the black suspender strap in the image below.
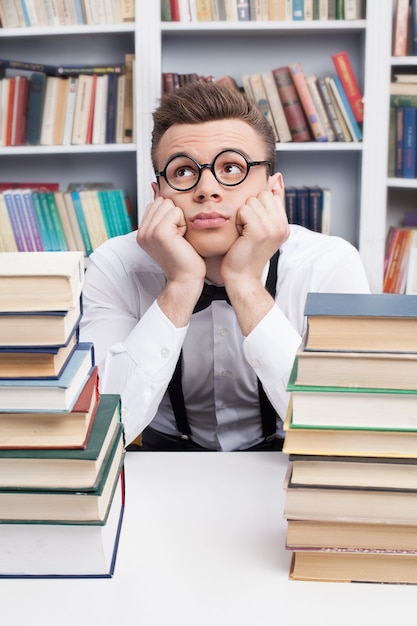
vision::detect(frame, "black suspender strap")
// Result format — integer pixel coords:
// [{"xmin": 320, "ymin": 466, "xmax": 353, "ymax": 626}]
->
[{"xmin": 167, "ymin": 250, "xmax": 280, "ymax": 441}]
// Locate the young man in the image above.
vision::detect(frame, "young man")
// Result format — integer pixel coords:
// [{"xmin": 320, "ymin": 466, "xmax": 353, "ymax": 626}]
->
[{"xmin": 80, "ymin": 81, "xmax": 370, "ymax": 451}]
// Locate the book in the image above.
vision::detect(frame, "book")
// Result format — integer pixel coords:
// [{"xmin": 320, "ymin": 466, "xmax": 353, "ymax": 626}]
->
[
  {"xmin": 0, "ymin": 341, "xmax": 94, "ymax": 412},
  {"xmin": 293, "ymin": 339, "xmax": 417, "ymax": 390},
  {"xmin": 283, "ymin": 415, "xmax": 417, "ymax": 459},
  {"xmin": 92, "ymin": 74, "xmax": 108, "ymax": 145},
  {"xmin": 288, "ymin": 62, "xmax": 327, "ymax": 141},
  {"xmin": 53, "ymin": 190, "xmax": 79, "ymax": 251},
  {"xmin": 261, "ymin": 70, "xmax": 292, "ymax": 143},
  {"xmin": 391, "ymin": 82, "xmax": 417, "ymax": 96},
  {"xmin": 272, "ymin": 66, "xmax": 311, "ymax": 142},
  {"xmin": 286, "ymin": 518, "xmax": 417, "ymax": 553},
  {"xmin": 21, "ymin": 189, "xmax": 44, "ymax": 251},
  {"xmin": 105, "ymin": 73, "xmax": 118, "ymax": 144},
  {"xmin": 307, "ymin": 185, "xmax": 324, "ymax": 232},
  {"xmin": 327, "ymin": 75, "xmax": 362, "ymax": 141},
  {"xmin": 395, "ymin": 106, "xmax": 405, "ymax": 176},
  {"xmin": 331, "ymin": 50, "xmax": 364, "ymax": 123},
  {"xmin": 247, "ymin": 73, "xmax": 278, "ymax": 141},
  {"xmin": 71, "ymin": 74, "xmax": 95, "ymax": 145},
  {"xmin": 61, "ymin": 76, "xmax": 78, "ymax": 146},
  {"xmin": 324, "ymin": 76, "xmax": 352, "ymax": 141},
  {"xmin": 52, "ymin": 76, "xmax": 70, "ymax": 145},
  {"xmin": 0, "ymin": 193, "xmax": 18, "ymax": 252},
  {"xmin": 0, "ymin": 329, "xmax": 78, "ymax": 379},
  {"xmin": 401, "ymin": 106, "xmax": 417, "ymax": 178},
  {"xmin": 0, "ymin": 250, "xmax": 84, "ymax": 313},
  {"xmin": 303, "ymin": 292, "xmax": 417, "ymax": 353},
  {"xmin": 0, "ymin": 393, "xmax": 122, "ymax": 490},
  {"xmin": 2, "ymin": 188, "xmax": 26, "ymax": 251},
  {"xmin": 122, "ymin": 52, "xmax": 134, "ymax": 143},
  {"xmin": 0, "ymin": 470, "xmax": 124, "ymax": 578},
  {"xmin": 287, "ymin": 360, "xmax": 417, "ymax": 431},
  {"xmin": 289, "ymin": 455, "xmax": 417, "ymax": 491},
  {"xmin": 316, "ymin": 75, "xmax": 345, "ymax": 142},
  {"xmin": 331, "ymin": 74, "xmax": 362, "ymax": 141},
  {"xmin": 69, "ymin": 190, "xmax": 93, "ymax": 255},
  {"xmin": 305, "ymin": 74, "xmax": 336, "ymax": 142},
  {"xmin": 289, "ymin": 550, "xmax": 417, "ymax": 585},
  {"xmin": 284, "ymin": 464, "xmax": 417, "ymax": 525},
  {"xmin": 0, "ymin": 365, "xmax": 99, "ymax": 450},
  {"xmin": 393, "ymin": 0, "xmax": 410, "ymax": 56},
  {"xmin": 0, "ymin": 421, "xmax": 124, "ymax": 523},
  {"xmin": 407, "ymin": 246, "xmax": 417, "ymax": 294},
  {"xmin": 40, "ymin": 76, "xmax": 60, "ymax": 146}
]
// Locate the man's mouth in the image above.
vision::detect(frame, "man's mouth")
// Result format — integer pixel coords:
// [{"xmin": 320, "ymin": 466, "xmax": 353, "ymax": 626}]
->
[{"xmin": 191, "ymin": 212, "xmax": 229, "ymax": 229}]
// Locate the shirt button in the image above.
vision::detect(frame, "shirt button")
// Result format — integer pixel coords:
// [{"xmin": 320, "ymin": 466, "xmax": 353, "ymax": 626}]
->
[
  {"xmin": 161, "ymin": 348, "xmax": 170, "ymax": 358},
  {"xmin": 221, "ymin": 370, "xmax": 230, "ymax": 377},
  {"xmin": 251, "ymin": 358, "xmax": 261, "ymax": 368},
  {"xmin": 220, "ymin": 327, "xmax": 228, "ymax": 336}
]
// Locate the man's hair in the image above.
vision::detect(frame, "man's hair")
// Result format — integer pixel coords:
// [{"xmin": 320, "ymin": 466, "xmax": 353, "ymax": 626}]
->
[{"xmin": 151, "ymin": 81, "xmax": 276, "ymax": 173}]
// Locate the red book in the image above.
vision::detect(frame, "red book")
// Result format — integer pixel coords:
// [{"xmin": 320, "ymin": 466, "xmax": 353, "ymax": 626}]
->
[
  {"xmin": 5, "ymin": 76, "xmax": 15, "ymax": 147},
  {"xmin": 13, "ymin": 76, "xmax": 30, "ymax": 146},
  {"xmin": 170, "ymin": 0, "xmax": 180, "ymax": 20},
  {"xmin": 393, "ymin": 0, "xmax": 410, "ymax": 56},
  {"xmin": 331, "ymin": 50, "xmax": 364, "ymax": 123},
  {"xmin": 272, "ymin": 66, "xmax": 311, "ymax": 142}
]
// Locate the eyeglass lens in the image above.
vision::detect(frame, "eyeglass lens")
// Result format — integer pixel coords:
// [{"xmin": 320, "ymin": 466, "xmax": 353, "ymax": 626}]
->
[{"xmin": 165, "ymin": 150, "xmax": 249, "ymax": 190}]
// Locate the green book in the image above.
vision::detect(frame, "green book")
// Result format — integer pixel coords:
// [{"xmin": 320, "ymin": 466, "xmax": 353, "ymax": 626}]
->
[
  {"xmin": 287, "ymin": 357, "xmax": 417, "ymax": 431},
  {"xmin": 45, "ymin": 191, "xmax": 68, "ymax": 251}
]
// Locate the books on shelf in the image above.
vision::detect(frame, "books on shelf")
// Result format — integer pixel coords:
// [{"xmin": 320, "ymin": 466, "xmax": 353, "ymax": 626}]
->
[
  {"xmin": 0, "ymin": 1, "xmax": 130, "ymax": 27},
  {"xmin": 331, "ymin": 50, "xmax": 364, "ymax": 123},
  {"xmin": 162, "ymin": 1, "xmax": 364, "ymax": 22},
  {"xmin": 303, "ymin": 292, "xmax": 417, "ymax": 352},
  {"xmin": 0, "ymin": 185, "xmax": 134, "ymax": 256},
  {"xmin": 383, "ymin": 227, "xmax": 417, "ymax": 293},
  {"xmin": 0, "ymin": 54, "xmax": 135, "ymax": 147},
  {"xmin": 284, "ymin": 185, "xmax": 331, "ymax": 233}
]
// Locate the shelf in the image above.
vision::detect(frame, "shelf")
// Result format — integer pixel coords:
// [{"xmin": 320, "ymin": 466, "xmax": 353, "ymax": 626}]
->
[
  {"xmin": 276, "ymin": 142, "xmax": 363, "ymax": 152},
  {"xmin": 0, "ymin": 145, "xmax": 137, "ymax": 156},
  {"xmin": 161, "ymin": 20, "xmax": 366, "ymax": 36},
  {"xmin": 388, "ymin": 178, "xmax": 417, "ymax": 188},
  {"xmin": 0, "ymin": 23, "xmax": 135, "ymax": 38}
]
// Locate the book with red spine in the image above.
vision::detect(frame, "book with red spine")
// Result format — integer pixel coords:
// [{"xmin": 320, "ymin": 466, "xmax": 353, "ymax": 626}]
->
[{"xmin": 331, "ymin": 50, "xmax": 364, "ymax": 123}]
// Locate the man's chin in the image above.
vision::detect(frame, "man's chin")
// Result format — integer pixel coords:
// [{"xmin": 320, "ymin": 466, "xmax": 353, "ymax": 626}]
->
[{"xmin": 185, "ymin": 232, "xmax": 238, "ymax": 259}]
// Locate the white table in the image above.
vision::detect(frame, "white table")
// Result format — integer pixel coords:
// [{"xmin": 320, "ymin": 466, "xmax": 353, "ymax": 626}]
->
[{"xmin": 1, "ymin": 451, "xmax": 416, "ymax": 626}]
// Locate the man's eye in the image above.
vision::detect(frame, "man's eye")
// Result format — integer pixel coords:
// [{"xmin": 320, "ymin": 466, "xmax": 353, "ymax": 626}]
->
[
  {"xmin": 176, "ymin": 166, "xmax": 196, "ymax": 178},
  {"xmin": 223, "ymin": 163, "xmax": 244, "ymax": 174}
]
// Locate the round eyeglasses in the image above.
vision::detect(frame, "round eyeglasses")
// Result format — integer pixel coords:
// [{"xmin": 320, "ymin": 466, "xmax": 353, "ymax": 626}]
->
[{"xmin": 155, "ymin": 149, "xmax": 272, "ymax": 192}]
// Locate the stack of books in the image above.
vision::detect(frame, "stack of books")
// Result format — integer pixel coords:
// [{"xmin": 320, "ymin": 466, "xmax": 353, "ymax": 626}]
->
[
  {"xmin": 282, "ymin": 291, "xmax": 417, "ymax": 584},
  {"xmin": 0, "ymin": 251, "xmax": 125, "ymax": 578}
]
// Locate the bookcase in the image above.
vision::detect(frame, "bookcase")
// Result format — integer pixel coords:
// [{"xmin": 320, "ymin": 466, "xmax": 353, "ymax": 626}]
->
[
  {"xmin": 0, "ymin": 2, "xmax": 396, "ymax": 293},
  {"xmin": 386, "ymin": 1, "xmax": 417, "ymax": 248}
]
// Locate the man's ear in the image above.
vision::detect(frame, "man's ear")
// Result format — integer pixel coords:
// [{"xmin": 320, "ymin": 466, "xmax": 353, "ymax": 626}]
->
[
  {"xmin": 151, "ymin": 181, "xmax": 159, "ymax": 199},
  {"xmin": 268, "ymin": 171, "xmax": 285, "ymax": 199}
]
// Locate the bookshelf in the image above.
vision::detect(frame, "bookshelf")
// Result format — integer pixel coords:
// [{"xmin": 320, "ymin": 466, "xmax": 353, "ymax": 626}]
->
[
  {"xmin": 386, "ymin": 0, "xmax": 417, "ymax": 245},
  {"xmin": 0, "ymin": 2, "xmax": 397, "ymax": 293},
  {"xmin": 0, "ymin": 21, "xmax": 138, "ymax": 213}
]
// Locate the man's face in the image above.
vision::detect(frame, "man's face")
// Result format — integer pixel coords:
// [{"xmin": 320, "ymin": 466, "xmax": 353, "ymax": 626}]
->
[{"xmin": 153, "ymin": 119, "xmax": 278, "ymax": 259}]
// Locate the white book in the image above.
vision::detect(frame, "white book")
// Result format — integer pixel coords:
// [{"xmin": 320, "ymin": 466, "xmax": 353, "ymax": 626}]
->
[
  {"xmin": 40, "ymin": 76, "xmax": 60, "ymax": 146},
  {"xmin": 92, "ymin": 75, "xmax": 108, "ymax": 145},
  {"xmin": 62, "ymin": 77, "xmax": 78, "ymax": 146}
]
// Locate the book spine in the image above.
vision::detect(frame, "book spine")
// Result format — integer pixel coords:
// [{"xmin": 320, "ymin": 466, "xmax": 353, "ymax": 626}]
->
[
  {"xmin": 0, "ymin": 192, "xmax": 18, "ymax": 251},
  {"xmin": 3, "ymin": 190, "xmax": 26, "ymax": 251},
  {"xmin": 105, "ymin": 74, "xmax": 118, "ymax": 144},
  {"xmin": 38, "ymin": 190, "xmax": 61, "ymax": 250},
  {"xmin": 122, "ymin": 53, "xmax": 134, "ymax": 143},
  {"xmin": 70, "ymin": 191, "xmax": 93, "ymax": 255},
  {"xmin": 284, "ymin": 186, "xmax": 298, "ymax": 224},
  {"xmin": 295, "ymin": 187, "xmax": 310, "ymax": 229},
  {"xmin": 21, "ymin": 190, "xmax": 44, "ymax": 251},
  {"xmin": 308, "ymin": 186, "xmax": 324, "ymax": 233},
  {"xmin": 236, "ymin": 0, "xmax": 250, "ymax": 20},
  {"xmin": 26, "ymin": 72, "xmax": 47, "ymax": 146},
  {"xmin": 261, "ymin": 70, "xmax": 292, "ymax": 143},
  {"xmin": 324, "ymin": 76, "xmax": 352, "ymax": 141},
  {"xmin": 306, "ymin": 74, "xmax": 336, "ymax": 142},
  {"xmin": 332, "ymin": 75, "xmax": 362, "ymax": 141},
  {"xmin": 249, "ymin": 73, "xmax": 278, "ymax": 140},
  {"xmin": 401, "ymin": 107, "xmax": 417, "ymax": 178},
  {"xmin": 288, "ymin": 63, "xmax": 327, "ymax": 142},
  {"xmin": 395, "ymin": 107, "xmax": 405, "ymax": 177},
  {"xmin": 393, "ymin": 0, "xmax": 410, "ymax": 56},
  {"xmin": 30, "ymin": 191, "xmax": 54, "ymax": 251},
  {"xmin": 331, "ymin": 50, "xmax": 364, "ymax": 123},
  {"xmin": 272, "ymin": 67, "xmax": 311, "ymax": 142}
]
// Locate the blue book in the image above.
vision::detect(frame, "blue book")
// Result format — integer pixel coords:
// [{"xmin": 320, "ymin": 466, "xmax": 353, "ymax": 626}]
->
[
  {"xmin": 293, "ymin": 0, "xmax": 304, "ymax": 20},
  {"xmin": 295, "ymin": 187, "xmax": 310, "ymax": 229},
  {"xmin": 332, "ymin": 75, "xmax": 362, "ymax": 141},
  {"xmin": 395, "ymin": 107, "xmax": 405, "ymax": 178},
  {"xmin": 237, "ymin": 0, "xmax": 250, "ymax": 20},
  {"xmin": 0, "ymin": 342, "xmax": 94, "ymax": 412},
  {"xmin": 401, "ymin": 107, "xmax": 417, "ymax": 178}
]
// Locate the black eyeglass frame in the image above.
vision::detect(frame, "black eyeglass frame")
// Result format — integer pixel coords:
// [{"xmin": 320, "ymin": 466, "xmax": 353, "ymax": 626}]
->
[{"xmin": 155, "ymin": 149, "xmax": 273, "ymax": 192}]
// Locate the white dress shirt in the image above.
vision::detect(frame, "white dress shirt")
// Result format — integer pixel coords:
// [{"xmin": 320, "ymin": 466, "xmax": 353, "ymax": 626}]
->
[{"xmin": 80, "ymin": 225, "xmax": 371, "ymax": 450}]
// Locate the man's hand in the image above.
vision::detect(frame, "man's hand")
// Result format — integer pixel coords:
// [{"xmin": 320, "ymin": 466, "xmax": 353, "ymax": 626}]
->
[
  {"xmin": 221, "ymin": 190, "xmax": 290, "ymax": 335},
  {"xmin": 137, "ymin": 197, "xmax": 206, "ymax": 327}
]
